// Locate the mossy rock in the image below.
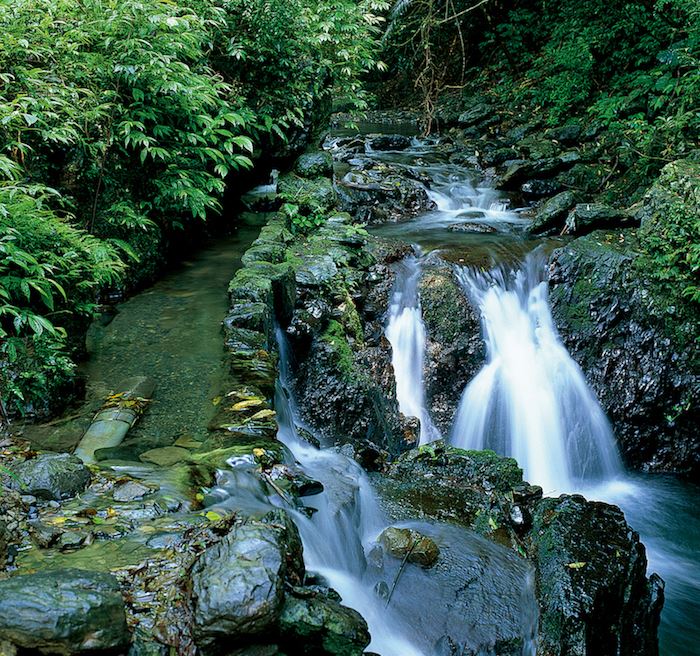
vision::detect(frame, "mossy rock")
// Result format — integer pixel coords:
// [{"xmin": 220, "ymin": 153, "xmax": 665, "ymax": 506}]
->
[
  {"xmin": 293, "ymin": 151, "xmax": 334, "ymax": 179},
  {"xmin": 278, "ymin": 176, "xmax": 337, "ymax": 214},
  {"xmin": 241, "ymin": 242, "xmax": 287, "ymax": 266}
]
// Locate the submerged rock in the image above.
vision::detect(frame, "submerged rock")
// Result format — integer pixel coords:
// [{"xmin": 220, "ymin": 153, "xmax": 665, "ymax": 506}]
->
[
  {"xmin": 368, "ymin": 134, "xmax": 412, "ymax": 151},
  {"xmin": 0, "ymin": 569, "xmax": 128, "ymax": 653},
  {"xmin": 11, "ymin": 453, "xmax": 91, "ymax": 501}
]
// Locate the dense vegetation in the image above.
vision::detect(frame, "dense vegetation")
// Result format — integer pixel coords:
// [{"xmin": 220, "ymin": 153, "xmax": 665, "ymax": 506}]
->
[
  {"xmin": 2, "ymin": 0, "xmax": 697, "ymax": 416},
  {"xmin": 0, "ymin": 0, "xmax": 387, "ymax": 414},
  {"xmin": 380, "ymin": 0, "xmax": 699, "ymax": 318}
]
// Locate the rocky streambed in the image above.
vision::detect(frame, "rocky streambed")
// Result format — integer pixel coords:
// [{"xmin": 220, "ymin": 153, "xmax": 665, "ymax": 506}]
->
[{"xmin": 1, "ymin": 119, "xmax": 698, "ymax": 656}]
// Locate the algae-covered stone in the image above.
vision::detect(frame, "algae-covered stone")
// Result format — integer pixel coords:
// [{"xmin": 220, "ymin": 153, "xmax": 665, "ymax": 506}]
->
[
  {"xmin": 0, "ymin": 569, "xmax": 128, "ymax": 654},
  {"xmin": 378, "ymin": 441, "xmax": 524, "ymax": 541},
  {"xmin": 378, "ymin": 526, "xmax": 440, "ymax": 567},
  {"xmin": 294, "ymin": 151, "xmax": 334, "ymax": 178},
  {"xmin": 279, "ymin": 591, "xmax": 370, "ymax": 655},
  {"xmin": 295, "ymin": 256, "xmax": 338, "ymax": 287},
  {"xmin": 224, "ymin": 301, "xmax": 269, "ymax": 335},
  {"xmin": 12, "ymin": 453, "xmax": 91, "ymax": 501},
  {"xmin": 368, "ymin": 134, "xmax": 412, "ymax": 151}
]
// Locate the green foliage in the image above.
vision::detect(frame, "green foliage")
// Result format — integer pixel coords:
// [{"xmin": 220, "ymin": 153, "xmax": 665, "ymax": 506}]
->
[
  {"xmin": 637, "ymin": 161, "xmax": 700, "ymax": 305},
  {"xmin": 282, "ymin": 202, "xmax": 327, "ymax": 235},
  {"xmin": 0, "ymin": 0, "xmax": 388, "ymax": 414}
]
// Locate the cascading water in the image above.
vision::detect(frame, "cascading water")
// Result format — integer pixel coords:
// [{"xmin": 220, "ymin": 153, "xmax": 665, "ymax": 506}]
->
[
  {"xmin": 273, "ymin": 327, "xmax": 539, "ymax": 656},
  {"xmin": 385, "ymin": 254, "xmax": 440, "ymax": 445},
  {"xmin": 450, "ymin": 253, "xmax": 622, "ymax": 494}
]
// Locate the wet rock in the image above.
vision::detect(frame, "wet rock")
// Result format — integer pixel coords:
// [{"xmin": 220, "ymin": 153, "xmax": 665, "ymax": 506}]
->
[
  {"xmin": 529, "ymin": 495, "xmax": 663, "ymax": 656},
  {"xmin": 549, "ymin": 231, "xmax": 699, "ymax": 475},
  {"xmin": 457, "ymin": 103, "xmax": 494, "ymax": 128},
  {"xmin": 419, "ymin": 266, "xmax": 485, "ymax": 431},
  {"xmin": 12, "ymin": 453, "xmax": 91, "ymax": 501},
  {"xmin": 497, "ymin": 153, "xmax": 578, "ymax": 190},
  {"xmin": 520, "ymin": 178, "xmax": 564, "ymax": 198},
  {"xmin": 224, "ymin": 301, "xmax": 270, "ymax": 335},
  {"xmin": 113, "ymin": 480, "xmax": 152, "ymax": 502},
  {"xmin": 139, "ymin": 446, "xmax": 190, "ymax": 467},
  {"xmin": 528, "ymin": 190, "xmax": 576, "ymax": 235},
  {"xmin": 555, "ymin": 162, "xmax": 606, "ymax": 194},
  {"xmin": 563, "ymin": 202, "xmax": 632, "ymax": 235},
  {"xmin": 268, "ymin": 464, "xmax": 323, "ymax": 497},
  {"xmin": 379, "ymin": 441, "xmax": 524, "ymax": 541},
  {"xmin": 0, "ymin": 569, "xmax": 128, "ymax": 653},
  {"xmin": 191, "ymin": 512, "xmax": 304, "ymax": 646},
  {"xmin": 368, "ymin": 134, "xmax": 412, "ymax": 151},
  {"xmin": 336, "ymin": 167, "xmax": 435, "ymax": 224},
  {"xmin": 279, "ymin": 589, "xmax": 370, "ymax": 655},
  {"xmin": 295, "ymin": 256, "xmax": 339, "ymax": 287},
  {"xmin": 294, "ymin": 151, "xmax": 334, "ymax": 178},
  {"xmin": 378, "ymin": 526, "xmax": 440, "ymax": 567},
  {"xmin": 545, "ymin": 123, "xmax": 583, "ymax": 145}
]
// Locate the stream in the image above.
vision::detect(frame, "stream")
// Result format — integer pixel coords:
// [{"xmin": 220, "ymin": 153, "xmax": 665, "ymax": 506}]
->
[{"xmin": 22, "ymin": 132, "xmax": 697, "ymax": 655}]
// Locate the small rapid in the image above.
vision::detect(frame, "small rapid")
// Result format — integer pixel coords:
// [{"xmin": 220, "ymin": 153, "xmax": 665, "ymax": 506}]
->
[
  {"xmin": 450, "ymin": 253, "xmax": 622, "ymax": 494},
  {"xmin": 385, "ymin": 254, "xmax": 440, "ymax": 445},
  {"xmin": 274, "ymin": 327, "xmax": 539, "ymax": 656}
]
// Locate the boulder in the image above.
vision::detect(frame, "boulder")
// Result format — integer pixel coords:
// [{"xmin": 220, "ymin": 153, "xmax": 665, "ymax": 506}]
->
[
  {"xmin": 191, "ymin": 512, "xmax": 303, "ymax": 646},
  {"xmin": 528, "ymin": 191, "xmax": 576, "ymax": 235},
  {"xmin": 520, "ymin": 178, "xmax": 564, "ymax": 198},
  {"xmin": 457, "ymin": 103, "xmax": 494, "ymax": 128},
  {"xmin": 294, "ymin": 151, "xmax": 334, "ymax": 179},
  {"xmin": 549, "ymin": 231, "xmax": 699, "ymax": 475},
  {"xmin": 279, "ymin": 590, "xmax": 370, "ymax": 655},
  {"xmin": 12, "ymin": 453, "xmax": 91, "ymax": 501},
  {"xmin": 530, "ymin": 495, "xmax": 663, "ymax": 656},
  {"xmin": 419, "ymin": 266, "xmax": 485, "ymax": 431},
  {"xmin": 378, "ymin": 526, "xmax": 440, "ymax": 567},
  {"xmin": 563, "ymin": 203, "xmax": 632, "ymax": 235},
  {"xmin": 368, "ymin": 134, "xmax": 412, "ymax": 151},
  {"xmin": 0, "ymin": 569, "xmax": 128, "ymax": 654},
  {"xmin": 336, "ymin": 166, "xmax": 435, "ymax": 224}
]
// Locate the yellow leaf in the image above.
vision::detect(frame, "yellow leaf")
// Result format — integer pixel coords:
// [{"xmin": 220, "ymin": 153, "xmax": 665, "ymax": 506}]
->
[
  {"xmin": 249, "ymin": 409, "xmax": 276, "ymax": 421},
  {"xmin": 252, "ymin": 448, "xmax": 266, "ymax": 458},
  {"xmin": 567, "ymin": 562, "xmax": 587, "ymax": 569},
  {"xmin": 195, "ymin": 493, "xmax": 205, "ymax": 502},
  {"xmin": 488, "ymin": 517, "xmax": 498, "ymax": 530},
  {"xmin": 232, "ymin": 399, "xmax": 264, "ymax": 411},
  {"xmin": 47, "ymin": 516, "xmax": 67, "ymax": 525},
  {"xmin": 204, "ymin": 511, "xmax": 222, "ymax": 522},
  {"xmin": 212, "ymin": 396, "xmax": 222, "ymax": 406}
]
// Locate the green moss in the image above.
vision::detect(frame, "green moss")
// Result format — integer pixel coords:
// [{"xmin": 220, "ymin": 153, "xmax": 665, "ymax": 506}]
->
[{"xmin": 321, "ymin": 320, "xmax": 355, "ymax": 376}]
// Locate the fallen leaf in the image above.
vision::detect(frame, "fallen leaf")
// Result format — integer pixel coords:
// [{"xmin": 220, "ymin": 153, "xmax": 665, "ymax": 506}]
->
[{"xmin": 567, "ymin": 562, "xmax": 587, "ymax": 569}]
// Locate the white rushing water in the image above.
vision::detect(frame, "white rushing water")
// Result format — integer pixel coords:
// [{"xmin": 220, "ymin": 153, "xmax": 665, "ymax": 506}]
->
[
  {"xmin": 450, "ymin": 254, "xmax": 622, "ymax": 494},
  {"xmin": 274, "ymin": 327, "xmax": 539, "ymax": 656},
  {"xmin": 385, "ymin": 254, "xmax": 440, "ymax": 445}
]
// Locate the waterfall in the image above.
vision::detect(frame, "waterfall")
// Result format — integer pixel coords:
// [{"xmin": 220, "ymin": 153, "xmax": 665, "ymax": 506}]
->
[
  {"xmin": 385, "ymin": 254, "xmax": 440, "ymax": 445},
  {"xmin": 450, "ymin": 254, "xmax": 622, "ymax": 494},
  {"xmin": 274, "ymin": 327, "xmax": 539, "ymax": 656}
]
